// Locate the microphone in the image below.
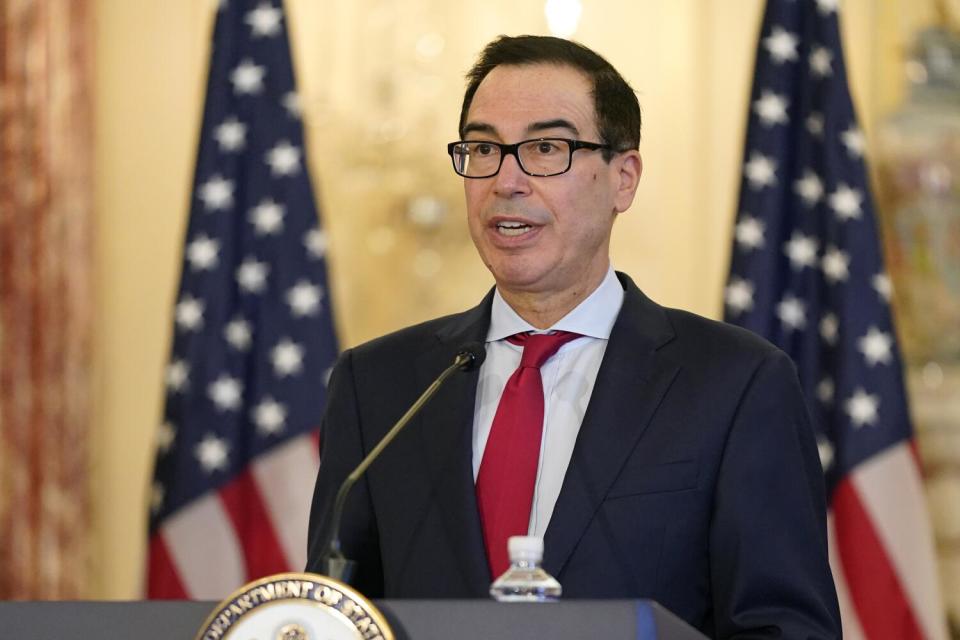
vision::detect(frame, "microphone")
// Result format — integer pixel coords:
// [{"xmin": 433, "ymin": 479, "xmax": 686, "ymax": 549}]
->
[{"xmin": 315, "ymin": 342, "xmax": 486, "ymax": 582}]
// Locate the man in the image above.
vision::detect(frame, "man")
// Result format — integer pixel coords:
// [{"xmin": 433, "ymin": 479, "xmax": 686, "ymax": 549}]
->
[{"xmin": 307, "ymin": 35, "xmax": 841, "ymax": 638}]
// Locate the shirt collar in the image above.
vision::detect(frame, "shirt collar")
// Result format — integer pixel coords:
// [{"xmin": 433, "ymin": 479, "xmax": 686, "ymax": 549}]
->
[{"xmin": 486, "ymin": 266, "xmax": 624, "ymax": 342}]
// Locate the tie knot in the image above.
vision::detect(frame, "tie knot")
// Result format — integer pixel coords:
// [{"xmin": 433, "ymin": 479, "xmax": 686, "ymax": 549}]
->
[{"xmin": 508, "ymin": 331, "xmax": 581, "ymax": 369}]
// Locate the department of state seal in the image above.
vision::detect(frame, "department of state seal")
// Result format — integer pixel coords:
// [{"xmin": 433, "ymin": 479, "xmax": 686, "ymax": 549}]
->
[{"xmin": 194, "ymin": 572, "xmax": 394, "ymax": 640}]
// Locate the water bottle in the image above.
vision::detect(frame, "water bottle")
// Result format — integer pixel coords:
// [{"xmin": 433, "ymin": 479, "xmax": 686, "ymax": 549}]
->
[{"xmin": 489, "ymin": 536, "xmax": 562, "ymax": 602}]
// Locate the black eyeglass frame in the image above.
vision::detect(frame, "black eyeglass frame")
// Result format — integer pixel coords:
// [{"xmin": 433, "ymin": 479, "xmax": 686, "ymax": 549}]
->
[{"xmin": 446, "ymin": 137, "xmax": 617, "ymax": 178}]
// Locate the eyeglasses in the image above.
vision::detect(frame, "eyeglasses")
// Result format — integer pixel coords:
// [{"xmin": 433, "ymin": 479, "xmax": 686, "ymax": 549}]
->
[{"xmin": 447, "ymin": 137, "xmax": 616, "ymax": 178}]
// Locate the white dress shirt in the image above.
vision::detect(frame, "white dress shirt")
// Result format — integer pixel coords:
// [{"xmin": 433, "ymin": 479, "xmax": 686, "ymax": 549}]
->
[{"xmin": 472, "ymin": 266, "xmax": 624, "ymax": 537}]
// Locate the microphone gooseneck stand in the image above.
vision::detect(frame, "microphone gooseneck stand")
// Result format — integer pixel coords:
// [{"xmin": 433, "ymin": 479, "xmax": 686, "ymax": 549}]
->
[{"xmin": 317, "ymin": 344, "xmax": 486, "ymax": 583}]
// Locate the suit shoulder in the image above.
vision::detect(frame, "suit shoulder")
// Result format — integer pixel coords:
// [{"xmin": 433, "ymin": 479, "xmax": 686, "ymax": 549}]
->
[
  {"xmin": 661, "ymin": 306, "xmax": 788, "ymax": 371},
  {"xmin": 347, "ymin": 311, "xmax": 468, "ymax": 362},
  {"xmin": 618, "ymin": 273, "xmax": 783, "ymax": 371}
]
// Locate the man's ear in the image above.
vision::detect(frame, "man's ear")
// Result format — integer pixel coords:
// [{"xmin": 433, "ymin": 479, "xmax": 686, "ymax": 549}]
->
[{"xmin": 613, "ymin": 150, "xmax": 642, "ymax": 214}]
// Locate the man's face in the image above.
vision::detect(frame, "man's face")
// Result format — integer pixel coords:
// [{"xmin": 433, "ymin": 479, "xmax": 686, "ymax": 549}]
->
[{"xmin": 461, "ymin": 63, "xmax": 640, "ymax": 301}]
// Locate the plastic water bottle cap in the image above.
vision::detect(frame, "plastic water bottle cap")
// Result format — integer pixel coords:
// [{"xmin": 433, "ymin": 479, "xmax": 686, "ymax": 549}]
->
[{"xmin": 507, "ymin": 536, "xmax": 544, "ymax": 562}]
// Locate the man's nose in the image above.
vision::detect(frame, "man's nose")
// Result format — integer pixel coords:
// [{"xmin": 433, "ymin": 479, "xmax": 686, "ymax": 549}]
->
[{"xmin": 492, "ymin": 152, "xmax": 530, "ymax": 197}]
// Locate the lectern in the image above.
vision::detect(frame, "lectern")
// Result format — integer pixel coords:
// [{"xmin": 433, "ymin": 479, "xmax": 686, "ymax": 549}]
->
[{"xmin": 0, "ymin": 599, "xmax": 708, "ymax": 639}]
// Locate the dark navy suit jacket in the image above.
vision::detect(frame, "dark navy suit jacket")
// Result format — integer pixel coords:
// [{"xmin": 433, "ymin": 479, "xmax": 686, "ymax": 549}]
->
[{"xmin": 306, "ymin": 272, "xmax": 841, "ymax": 639}]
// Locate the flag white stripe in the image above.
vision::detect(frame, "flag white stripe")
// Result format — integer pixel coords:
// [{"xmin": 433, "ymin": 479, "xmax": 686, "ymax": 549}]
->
[
  {"xmin": 252, "ymin": 435, "xmax": 319, "ymax": 570},
  {"xmin": 162, "ymin": 492, "xmax": 246, "ymax": 599},
  {"xmin": 851, "ymin": 442, "xmax": 948, "ymax": 640},
  {"xmin": 827, "ymin": 513, "xmax": 867, "ymax": 640}
]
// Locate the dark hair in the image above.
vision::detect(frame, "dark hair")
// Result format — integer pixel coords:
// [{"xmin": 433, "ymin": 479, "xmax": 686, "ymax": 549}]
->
[{"xmin": 459, "ymin": 35, "xmax": 641, "ymax": 160}]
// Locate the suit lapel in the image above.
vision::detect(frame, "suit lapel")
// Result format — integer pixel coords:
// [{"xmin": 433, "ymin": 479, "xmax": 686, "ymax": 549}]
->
[
  {"xmin": 412, "ymin": 290, "xmax": 494, "ymax": 594},
  {"xmin": 543, "ymin": 273, "xmax": 680, "ymax": 577}
]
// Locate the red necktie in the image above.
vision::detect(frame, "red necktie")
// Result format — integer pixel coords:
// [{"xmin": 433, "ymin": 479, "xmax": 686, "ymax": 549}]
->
[{"xmin": 476, "ymin": 331, "xmax": 581, "ymax": 578}]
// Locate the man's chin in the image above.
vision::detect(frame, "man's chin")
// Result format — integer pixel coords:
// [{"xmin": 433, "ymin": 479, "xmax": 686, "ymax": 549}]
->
[{"xmin": 488, "ymin": 266, "xmax": 555, "ymax": 296}]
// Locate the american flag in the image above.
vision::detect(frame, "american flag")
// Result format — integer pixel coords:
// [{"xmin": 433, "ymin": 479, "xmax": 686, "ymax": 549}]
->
[
  {"xmin": 147, "ymin": 0, "xmax": 338, "ymax": 598},
  {"xmin": 724, "ymin": 1, "xmax": 947, "ymax": 638}
]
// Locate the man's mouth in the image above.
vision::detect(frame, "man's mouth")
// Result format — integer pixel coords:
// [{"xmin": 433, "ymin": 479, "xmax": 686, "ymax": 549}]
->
[{"xmin": 495, "ymin": 221, "xmax": 534, "ymax": 236}]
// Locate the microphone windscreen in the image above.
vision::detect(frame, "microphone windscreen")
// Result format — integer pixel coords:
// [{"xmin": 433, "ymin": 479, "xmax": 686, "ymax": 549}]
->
[{"xmin": 456, "ymin": 342, "xmax": 487, "ymax": 371}]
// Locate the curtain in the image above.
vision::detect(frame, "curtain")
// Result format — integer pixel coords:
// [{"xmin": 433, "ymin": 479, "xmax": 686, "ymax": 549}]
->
[{"xmin": 0, "ymin": 0, "xmax": 93, "ymax": 598}]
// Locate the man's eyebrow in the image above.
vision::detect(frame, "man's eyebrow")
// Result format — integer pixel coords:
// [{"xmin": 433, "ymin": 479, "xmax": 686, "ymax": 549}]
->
[
  {"xmin": 528, "ymin": 119, "xmax": 580, "ymax": 136},
  {"xmin": 462, "ymin": 122, "xmax": 498, "ymax": 137}
]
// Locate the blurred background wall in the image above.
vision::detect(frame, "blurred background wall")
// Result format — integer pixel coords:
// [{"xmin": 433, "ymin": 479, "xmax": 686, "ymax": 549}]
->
[{"xmin": 0, "ymin": 0, "xmax": 949, "ymax": 601}]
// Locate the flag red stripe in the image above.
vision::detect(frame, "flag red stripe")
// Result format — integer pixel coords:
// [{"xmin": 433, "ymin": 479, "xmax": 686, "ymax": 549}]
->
[
  {"xmin": 146, "ymin": 534, "xmax": 189, "ymax": 599},
  {"xmin": 832, "ymin": 478, "xmax": 925, "ymax": 640},
  {"xmin": 219, "ymin": 469, "xmax": 290, "ymax": 580},
  {"xmin": 908, "ymin": 439, "xmax": 923, "ymax": 469}
]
